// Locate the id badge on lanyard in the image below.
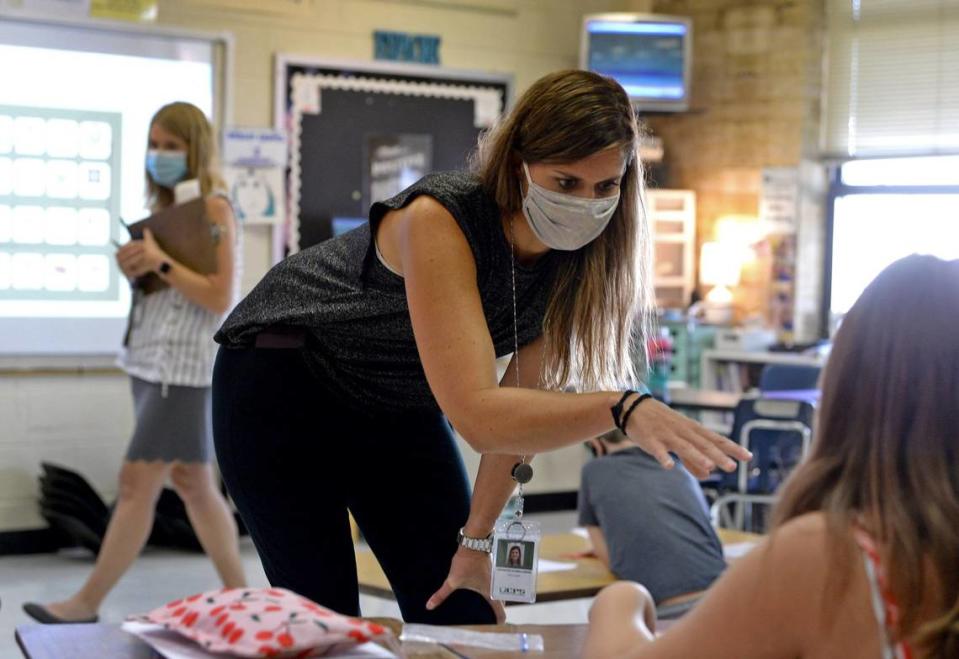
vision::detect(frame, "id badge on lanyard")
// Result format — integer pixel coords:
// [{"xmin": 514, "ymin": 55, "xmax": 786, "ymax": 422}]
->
[
  {"xmin": 491, "ymin": 515, "xmax": 541, "ymax": 603},
  {"xmin": 490, "ymin": 457, "xmax": 540, "ymax": 604},
  {"xmin": 490, "ymin": 226, "xmax": 543, "ymax": 603}
]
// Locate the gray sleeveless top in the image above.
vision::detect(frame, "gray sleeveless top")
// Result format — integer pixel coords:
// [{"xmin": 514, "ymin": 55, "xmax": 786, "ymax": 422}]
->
[{"xmin": 215, "ymin": 171, "xmax": 562, "ymax": 411}]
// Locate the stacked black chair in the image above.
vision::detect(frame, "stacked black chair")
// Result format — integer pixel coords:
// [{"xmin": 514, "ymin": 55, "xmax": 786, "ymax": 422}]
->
[{"xmin": 37, "ymin": 462, "xmax": 246, "ymax": 554}]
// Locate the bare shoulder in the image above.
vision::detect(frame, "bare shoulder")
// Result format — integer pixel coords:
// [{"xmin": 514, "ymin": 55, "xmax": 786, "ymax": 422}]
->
[
  {"xmin": 396, "ymin": 195, "xmax": 459, "ymax": 231},
  {"xmin": 771, "ymin": 511, "xmax": 830, "ymax": 546},
  {"xmin": 206, "ymin": 195, "xmax": 235, "ymax": 225},
  {"xmin": 759, "ymin": 512, "xmax": 833, "ymax": 576},
  {"xmin": 393, "ymin": 195, "xmax": 471, "ymax": 256}
]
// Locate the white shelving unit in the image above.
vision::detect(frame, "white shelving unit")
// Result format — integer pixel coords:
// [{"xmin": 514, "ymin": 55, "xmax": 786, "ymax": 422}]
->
[
  {"xmin": 700, "ymin": 349, "xmax": 827, "ymax": 392},
  {"xmin": 697, "ymin": 349, "xmax": 827, "ymax": 434},
  {"xmin": 646, "ymin": 189, "xmax": 696, "ymax": 309}
]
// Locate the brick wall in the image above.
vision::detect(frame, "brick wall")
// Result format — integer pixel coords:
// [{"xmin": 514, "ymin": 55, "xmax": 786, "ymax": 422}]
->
[{"xmin": 645, "ymin": 0, "xmax": 826, "ymax": 338}]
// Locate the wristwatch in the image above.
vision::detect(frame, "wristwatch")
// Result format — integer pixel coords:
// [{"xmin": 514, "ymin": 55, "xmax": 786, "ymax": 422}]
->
[{"xmin": 457, "ymin": 527, "xmax": 493, "ymax": 554}]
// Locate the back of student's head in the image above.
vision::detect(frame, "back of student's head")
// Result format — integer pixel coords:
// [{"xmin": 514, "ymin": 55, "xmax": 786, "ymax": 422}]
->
[
  {"xmin": 775, "ymin": 253, "xmax": 959, "ymax": 656},
  {"xmin": 147, "ymin": 101, "xmax": 224, "ymax": 207}
]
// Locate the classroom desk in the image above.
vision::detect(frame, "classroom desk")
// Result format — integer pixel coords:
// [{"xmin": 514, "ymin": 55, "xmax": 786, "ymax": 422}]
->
[
  {"xmin": 667, "ymin": 388, "xmax": 820, "ymax": 413},
  {"xmin": 667, "ymin": 388, "xmax": 741, "ymax": 413},
  {"xmin": 15, "ymin": 620, "xmax": 588, "ymax": 659},
  {"xmin": 355, "ymin": 529, "xmax": 761, "ymax": 604}
]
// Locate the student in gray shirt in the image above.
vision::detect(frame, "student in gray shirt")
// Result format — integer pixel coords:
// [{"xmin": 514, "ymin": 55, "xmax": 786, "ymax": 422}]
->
[{"xmin": 579, "ymin": 429, "xmax": 727, "ymax": 619}]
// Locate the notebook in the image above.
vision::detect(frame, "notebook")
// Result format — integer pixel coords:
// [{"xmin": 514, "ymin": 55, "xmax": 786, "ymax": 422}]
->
[{"xmin": 123, "ymin": 197, "xmax": 218, "ymax": 294}]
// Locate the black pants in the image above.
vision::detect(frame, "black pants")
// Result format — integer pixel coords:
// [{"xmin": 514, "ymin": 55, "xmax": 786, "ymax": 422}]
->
[{"xmin": 212, "ymin": 345, "xmax": 496, "ymax": 624}]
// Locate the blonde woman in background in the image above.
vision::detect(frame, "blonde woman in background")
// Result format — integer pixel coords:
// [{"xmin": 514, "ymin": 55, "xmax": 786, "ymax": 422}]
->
[
  {"xmin": 25, "ymin": 102, "xmax": 246, "ymax": 624},
  {"xmin": 213, "ymin": 70, "xmax": 748, "ymax": 625}
]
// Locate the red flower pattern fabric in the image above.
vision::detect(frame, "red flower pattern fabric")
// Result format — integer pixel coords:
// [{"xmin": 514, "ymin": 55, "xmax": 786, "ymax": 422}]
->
[{"xmin": 129, "ymin": 587, "xmax": 393, "ymax": 657}]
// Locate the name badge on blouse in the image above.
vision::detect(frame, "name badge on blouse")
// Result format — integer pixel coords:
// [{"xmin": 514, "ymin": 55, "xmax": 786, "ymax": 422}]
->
[{"xmin": 491, "ymin": 517, "xmax": 541, "ymax": 604}]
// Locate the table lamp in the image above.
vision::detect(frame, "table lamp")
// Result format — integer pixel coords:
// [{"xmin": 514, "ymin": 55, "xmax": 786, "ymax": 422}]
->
[{"xmin": 699, "ymin": 241, "xmax": 741, "ymax": 324}]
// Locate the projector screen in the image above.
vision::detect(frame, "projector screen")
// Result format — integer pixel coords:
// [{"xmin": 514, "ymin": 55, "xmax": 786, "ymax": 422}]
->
[{"xmin": 0, "ymin": 16, "xmax": 227, "ymax": 356}]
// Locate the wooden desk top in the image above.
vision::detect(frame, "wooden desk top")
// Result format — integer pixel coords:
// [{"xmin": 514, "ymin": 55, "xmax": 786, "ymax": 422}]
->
[
  {"xmin": 356, "ymin": 529, "xmax": 761, "ymax": 604},
  {"xmin": 667, "ymin": 388, "xmax": 741, "ymax": 412},
  {"xmin": 15, "ymin": 621, "xmax": 587, "ymax": 659},
  {"xmin": 668, "ymin": 388, "xmax": 820, "ymax": 413}
]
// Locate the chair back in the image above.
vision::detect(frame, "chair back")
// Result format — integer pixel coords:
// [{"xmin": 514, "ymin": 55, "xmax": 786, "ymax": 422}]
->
[
  {"xmin": 721, "ymin": 398, "xmax": 816, "ymax": 495},
  {"xmin": 758, "ymin": 363, "xmax": 822, "ymax": 392}
]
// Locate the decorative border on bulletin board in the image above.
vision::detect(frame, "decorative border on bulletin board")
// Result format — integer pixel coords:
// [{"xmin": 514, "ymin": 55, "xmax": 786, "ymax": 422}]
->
[
  {"xmin": 287, "ymin": 71, "xmax": 505, "ymax": 253},
  {"xmin": 272, "ymin": 55, "xmax": 512, "ymax": 260}
]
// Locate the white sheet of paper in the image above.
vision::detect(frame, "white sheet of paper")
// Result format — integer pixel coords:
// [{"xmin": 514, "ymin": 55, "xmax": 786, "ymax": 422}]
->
[
  {"xmin": 538, "ymin": 559, "xmax": 578, "ymax": 573},
  {"xmin": 723, "ymin": 541, "xmax": 757, "ymax": 560},
  {"xmin": 121, "ymin": 621, "xmax": 396, "ymax": 658}
]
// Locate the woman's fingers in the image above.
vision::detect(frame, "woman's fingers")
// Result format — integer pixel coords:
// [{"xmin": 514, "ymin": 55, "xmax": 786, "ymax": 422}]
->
[
  {"xmin": 696, "ymin": 424, "xmax": 751, "ymax": 462},
  {"xmin": 666, "ymin": 435, "xmax": 715, "ymax": 479},
  {"xmin": 117, "ymin": 250, "xmax": 141, "ymax": 269},
  {"xmin": 682, "ymin": 427, "xmax": 738, "ymax": 472},
  {"xmin": 626, "ymin": 399, "xmax": 752, "ymax": 477},
  {"xmin": 643, "ymin": 438, "xmax": 675, "ymax": 470},
  {"xmin": 116, "ymin": 242, "xmax": 143, "ymax": 260}
]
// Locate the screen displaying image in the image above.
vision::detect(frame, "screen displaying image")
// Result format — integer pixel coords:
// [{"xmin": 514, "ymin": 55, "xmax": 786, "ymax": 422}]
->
[
  {"xmin": 586, "ymin": 21, "xmax": 687, "ymax": 101},
  {"xmin": 0, "ymin": 21, "xmax": 217, "ymax": 354}
]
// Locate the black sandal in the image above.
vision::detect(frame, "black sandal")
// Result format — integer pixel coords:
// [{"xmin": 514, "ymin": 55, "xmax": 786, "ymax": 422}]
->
[{"xmin": 22, "ymin": 602, "xmax": 99, "ymax": 625}]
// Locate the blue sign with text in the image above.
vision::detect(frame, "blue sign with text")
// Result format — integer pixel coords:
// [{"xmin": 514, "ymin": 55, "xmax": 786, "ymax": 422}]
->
[{"xmin": 373, "ymin": 31, "xmax": 441, "ymax": 65}]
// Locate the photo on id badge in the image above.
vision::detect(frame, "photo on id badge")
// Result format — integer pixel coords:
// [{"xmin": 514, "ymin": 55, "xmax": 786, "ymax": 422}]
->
[
  {"xmin": 495, "ymin": 540, "xmax": 534, "ymax": 571},
  {"xmin": 491, "ymin": 524, "xmax": 540, "ymax": 603}
]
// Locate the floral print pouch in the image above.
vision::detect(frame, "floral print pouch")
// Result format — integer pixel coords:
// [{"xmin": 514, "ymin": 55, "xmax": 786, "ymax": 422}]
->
[{"xmin": 128, "ymin": 587, "xmax": 396, "ymax": 657}]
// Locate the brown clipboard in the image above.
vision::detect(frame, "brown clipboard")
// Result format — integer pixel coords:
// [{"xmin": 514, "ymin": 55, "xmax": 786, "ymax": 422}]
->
[{"xmin": 123, "ymin": 197, "xmax": 218, "ymax": 294}]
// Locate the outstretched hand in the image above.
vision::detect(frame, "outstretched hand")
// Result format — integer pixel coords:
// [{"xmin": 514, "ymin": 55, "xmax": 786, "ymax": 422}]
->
[{"xmin": 625, "ymin": 397, "xmax": 751, "ymax": 479}]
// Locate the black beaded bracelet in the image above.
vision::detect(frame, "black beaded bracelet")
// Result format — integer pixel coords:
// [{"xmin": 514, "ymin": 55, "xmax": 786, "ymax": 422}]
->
[
  {"xmin": 619, "ymin": 393, "xmax": 653, "ymax": 433},
  {"xmin": 610, "ymin": 390, "xmax": 639, "ymax": 432}
]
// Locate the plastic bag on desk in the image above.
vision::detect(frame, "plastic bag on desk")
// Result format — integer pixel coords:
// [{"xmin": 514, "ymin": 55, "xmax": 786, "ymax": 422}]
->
[{"xmin": 400, "ymin": 624, "xmax": 544, "ymax": 653}]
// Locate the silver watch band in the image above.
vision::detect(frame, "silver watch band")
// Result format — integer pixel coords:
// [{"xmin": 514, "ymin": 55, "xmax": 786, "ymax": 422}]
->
[{"xmin": 457, "ymin": 527, "xmax": 493, "ymax": 554}]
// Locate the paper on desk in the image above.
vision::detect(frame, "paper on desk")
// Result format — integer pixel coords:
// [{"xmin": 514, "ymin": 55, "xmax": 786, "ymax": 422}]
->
[
  {"xmin": 538, "ymin": 558, "xmax": 578, "ymax": 573},
  {"xmin": 723, "ymin": 542, "xmax": 757, "ymax": 560},
  {"xmin": 121, "ymin": 621, "xmax": 396, "ymax": 658}
]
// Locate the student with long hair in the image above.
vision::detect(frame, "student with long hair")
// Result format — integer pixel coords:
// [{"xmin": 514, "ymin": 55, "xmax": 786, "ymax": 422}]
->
[
  {"xmin": 212, "ymin": 70, "xmax": 749, "ymax": 625},
  {"xmin": 585, "ymin": 254, "xmax": 959, "ymax": 658},
  {"xmin": 25, "ymin": 102, "xmax": 246, "ymax": 624}
]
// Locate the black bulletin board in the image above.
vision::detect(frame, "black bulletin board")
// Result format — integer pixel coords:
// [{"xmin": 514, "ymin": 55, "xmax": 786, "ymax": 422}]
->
[{"xmin": 278, "ymin": 59, "xmax": 511, "ymax": 251}]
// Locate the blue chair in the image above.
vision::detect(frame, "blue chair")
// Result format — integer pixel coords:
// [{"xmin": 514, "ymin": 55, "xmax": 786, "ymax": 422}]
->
[
  {"xmin": 717, "ymin": 398, "xmax": 815, "ymax": 530},
  {"xmin": 710, "ymin": 493, "xmax": 777, "ymax": 530},
  {"xmin": 758, "ymin": 363, "xmax": 822, "ymax": 392}
]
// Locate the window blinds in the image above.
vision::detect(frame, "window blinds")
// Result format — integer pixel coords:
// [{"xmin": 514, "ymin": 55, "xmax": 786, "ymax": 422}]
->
[{"xmin": 823, "ymin": 0, "xmax": 959, "ymax": 157}]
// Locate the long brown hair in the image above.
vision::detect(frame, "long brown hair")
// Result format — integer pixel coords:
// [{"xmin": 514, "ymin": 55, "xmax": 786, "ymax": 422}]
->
[
  {"xmin": 775, "ymin": 254, "xmax": 959, "ymax": 656},
  {"xmin": 472, "ymin": 70, "xmax": 653, "ymax": 390},
  {"xmin": 146, "ymin": 102, "xmax": 225, "ymax": 210}
]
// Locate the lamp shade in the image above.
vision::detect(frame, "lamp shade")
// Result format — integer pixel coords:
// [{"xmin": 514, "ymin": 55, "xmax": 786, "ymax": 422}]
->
[{"xmin": 699, "ymin": 242, "xmax": 742, "ymax": 287}]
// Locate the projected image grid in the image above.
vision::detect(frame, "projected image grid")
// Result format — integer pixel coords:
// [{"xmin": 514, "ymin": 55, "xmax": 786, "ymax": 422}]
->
[{"xmin": 0, "ymin": 105, "xmax": 122, "ymax": 303}]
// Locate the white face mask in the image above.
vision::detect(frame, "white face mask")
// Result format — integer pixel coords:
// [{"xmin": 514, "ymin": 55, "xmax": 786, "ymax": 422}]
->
[{"xmin": 520, "ymin": 162, "xmax": 621, "ymax": 251}]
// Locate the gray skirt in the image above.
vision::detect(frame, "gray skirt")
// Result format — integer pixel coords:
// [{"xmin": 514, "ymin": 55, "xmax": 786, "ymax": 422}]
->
[{"xmin": 126, "ymin": 377, "xmax": 213, "ymax": 463}]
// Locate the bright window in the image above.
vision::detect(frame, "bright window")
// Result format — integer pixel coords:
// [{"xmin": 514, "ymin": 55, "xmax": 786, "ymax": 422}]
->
[{"xmin": 830, "ymin": 192, "xmax": 959, "ymax": 315}]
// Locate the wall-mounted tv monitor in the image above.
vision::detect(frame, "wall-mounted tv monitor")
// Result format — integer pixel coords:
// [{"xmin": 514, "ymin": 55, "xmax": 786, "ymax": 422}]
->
[{"xmin": 580, "ymin": 13, "xmax": 692, "ymax": 112}]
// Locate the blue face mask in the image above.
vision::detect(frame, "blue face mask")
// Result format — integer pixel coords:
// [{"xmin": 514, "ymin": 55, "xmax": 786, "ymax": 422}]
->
[{"xmin": 146, "ymin": 150, "xmax": 188, "ymax": 188}]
